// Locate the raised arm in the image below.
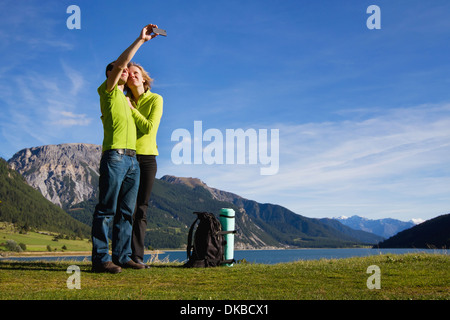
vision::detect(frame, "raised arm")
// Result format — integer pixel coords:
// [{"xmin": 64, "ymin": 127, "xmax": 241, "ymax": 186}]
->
[{"xmin": 106, "ymin": 24, "xmax": 159, "ymax": 92}]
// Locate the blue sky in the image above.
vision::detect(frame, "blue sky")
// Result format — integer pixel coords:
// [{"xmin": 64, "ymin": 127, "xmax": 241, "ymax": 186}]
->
[{"xmin": 1, "ymin": 0, "xmax": 450, "ymax": 222}]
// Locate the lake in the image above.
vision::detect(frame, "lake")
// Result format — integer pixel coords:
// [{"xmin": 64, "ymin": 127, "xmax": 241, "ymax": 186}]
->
[{"xmin": 1, "ymin": 248, "xmax": 447, "ymax": 264}]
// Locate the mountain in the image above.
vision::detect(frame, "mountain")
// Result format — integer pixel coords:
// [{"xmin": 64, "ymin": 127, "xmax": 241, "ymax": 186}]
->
[
  {"xmin": 375, "ymin": 213, "xmax": 450, "ymax": 249},
  {"xmin": 7, "ymin": 143, "xmax": 385, "ymax": 249},
  {"xmin": 0, "ymin": 158, "xmax": 90, "ymax": 237},
  {"xmin": 160, "ymin": 175, "xmax": 384, "ymax": 246},
  {"xmin": 8, "ymin": 143, "xmax": 101, "ymax": 209},
  {"xmin": 334, "ymin": 215, "xmax": 417, "ymax": 238},
  {"xmin": 318, "ymin": 218, "xmax": 386, "ymax": 244}
]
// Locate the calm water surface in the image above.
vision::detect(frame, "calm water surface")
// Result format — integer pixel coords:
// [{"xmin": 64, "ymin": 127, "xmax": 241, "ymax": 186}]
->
[{"xmin": 1, "ymin": 248, "xmax": 447, "ymax": 264}]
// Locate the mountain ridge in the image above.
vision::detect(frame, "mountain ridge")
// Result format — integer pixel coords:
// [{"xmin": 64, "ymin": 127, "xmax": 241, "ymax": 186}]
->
[
  {"xmin": 0, "ymin": 158, "xmax": 90, "ymax": 237},
  {"xmin": 159, "ymin": 175, "xmax": 384, "ymax": 246},
  {"xmin": 8, "ymin": 143, "xmax": 101, "ymax": 208},
  {"xmin": 333, "ymin": 215, "xmax": 418, "ymax": 239},
  {"xmin": 7, "ymin": 143, "xmax": 445, "ymax": 250},
  {"xmin": 375, "ymin": 213, "xmax": 450, "ymax": 249},
  {"xmin": 160, "ymin": 175, "xmax": 243, "ymax": 204}
]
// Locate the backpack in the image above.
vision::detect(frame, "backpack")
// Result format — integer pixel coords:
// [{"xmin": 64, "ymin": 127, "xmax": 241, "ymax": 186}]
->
[{"xmin": 184, "ymin": 211, "xmax": 235, "ymax": 268}]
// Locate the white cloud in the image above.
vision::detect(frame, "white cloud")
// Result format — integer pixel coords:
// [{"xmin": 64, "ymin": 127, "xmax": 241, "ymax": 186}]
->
[
  {"xmin": 58, "ymin": 111, "xmax": 92, "ymax": 127},
  {"xmin": 0, "ymin": 59, "xmax": 94, "ymax": 158},
  {"xmin": 61, "ymin": 62, "xmax": 85, "ymax": 96}
]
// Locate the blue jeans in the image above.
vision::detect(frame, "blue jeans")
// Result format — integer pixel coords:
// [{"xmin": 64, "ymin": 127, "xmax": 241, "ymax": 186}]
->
[{"xmin": 91, "ymin": 150, "xmax": 140, "ymax": 266}]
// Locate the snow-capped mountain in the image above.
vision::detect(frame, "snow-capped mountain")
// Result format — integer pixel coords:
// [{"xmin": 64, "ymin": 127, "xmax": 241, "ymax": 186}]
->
[{"xmin": 334, "ymin": 215, "xmax": 421, "ymax": 238}]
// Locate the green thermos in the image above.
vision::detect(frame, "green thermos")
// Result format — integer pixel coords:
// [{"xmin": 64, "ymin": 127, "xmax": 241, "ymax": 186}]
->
[{"xmin": 219, "ymin": 208, "xmax": 235, "ymax": 266}]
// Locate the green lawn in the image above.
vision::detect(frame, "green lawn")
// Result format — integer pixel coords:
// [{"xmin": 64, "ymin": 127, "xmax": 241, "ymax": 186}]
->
[
  {"xmin": 0, "ymin": 253, "xmax": 448, "ymax": 300},
  {"xmin": 0, "ymin": 223, "xmax": 91, "ymax": 252}
]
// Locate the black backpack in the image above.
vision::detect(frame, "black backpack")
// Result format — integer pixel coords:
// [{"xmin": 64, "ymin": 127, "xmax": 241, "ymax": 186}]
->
[{"xmin": 184, "ymin": 211, "xmax": 235, "ymax": 268}]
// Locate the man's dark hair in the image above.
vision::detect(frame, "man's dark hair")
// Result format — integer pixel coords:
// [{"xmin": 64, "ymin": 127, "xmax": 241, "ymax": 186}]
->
[{"xmin": 105, "ymin": 61, "xmax": 116, "ymax": 78}]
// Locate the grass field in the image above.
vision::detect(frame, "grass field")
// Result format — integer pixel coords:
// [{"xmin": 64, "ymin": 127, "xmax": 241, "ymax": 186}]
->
[
  {"xmin": 0, "ymin": 253, "xmax": 448, "ymax": 300},
  {"xmin": 0, "ymin": 223, "xmax": 91, "ymax": 253}
]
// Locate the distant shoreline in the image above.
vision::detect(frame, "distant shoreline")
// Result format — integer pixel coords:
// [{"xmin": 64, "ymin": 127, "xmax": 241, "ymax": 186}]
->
[
  {"xmin": 0, "ymin": 246, "xmax": 385, "ymax": 259},
  {"xmin": 0, "ymin": 246, "xmax": 295, "ymax": 258}
]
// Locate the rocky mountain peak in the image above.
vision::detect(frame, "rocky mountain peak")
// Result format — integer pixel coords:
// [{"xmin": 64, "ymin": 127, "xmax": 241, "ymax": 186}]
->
[
  {"xmin": 160, "ymin": 175, "xmax": 243, "ymax": 203},
  {"xmin": 160, "ymin": 175, "xmax": 208, "ymax": 189},
  {"xmin": 8, "ymin": 143, "xmax": 101, "ymax": 207}
]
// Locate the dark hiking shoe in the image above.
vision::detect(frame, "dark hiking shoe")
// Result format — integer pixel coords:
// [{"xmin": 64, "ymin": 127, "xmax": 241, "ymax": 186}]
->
[
  {"xmin": 92, "ymin": 261, "xmax": 122, "ymax": 274},
  {"xmin": 121, "ymin": 259, "xmax": 146, "ymax": 269},
  {"xmin": 133, "ymin": 258, "xmax": 150, "ymax": 269}
]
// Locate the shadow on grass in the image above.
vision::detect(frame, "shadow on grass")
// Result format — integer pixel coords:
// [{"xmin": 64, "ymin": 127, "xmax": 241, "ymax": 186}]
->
[
  {"xmin": 1, "ymin": 259, "xmax": 229, "ymax": 274},
  {"xmin": 0, "ymin": 260, "xmax": 78, "ymax": 272}
]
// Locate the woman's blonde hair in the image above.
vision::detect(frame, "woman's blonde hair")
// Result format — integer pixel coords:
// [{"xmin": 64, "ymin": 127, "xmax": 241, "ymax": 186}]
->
[{"xmin": 127, "ymin": 61, "xmax": 153, "ymax": 91}]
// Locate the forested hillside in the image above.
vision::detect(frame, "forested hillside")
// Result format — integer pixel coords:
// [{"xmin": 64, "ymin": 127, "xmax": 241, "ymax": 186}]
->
[
  {"xmin": 0, "ymin": 158, "xmax": 90, "ymax": 238},
  {"xmin": 376, "ymin": 213, "xmax": 450, "ymax": 248}
]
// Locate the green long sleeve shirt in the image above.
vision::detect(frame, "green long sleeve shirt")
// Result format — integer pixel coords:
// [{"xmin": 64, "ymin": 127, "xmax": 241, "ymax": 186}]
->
[
  {"xmin": 130, "ymin": 90, "xmax": 163, "ymax": 155},
  {"xmin": 98, "ymin": 80, "xmax": 136, "ymax": 152}
]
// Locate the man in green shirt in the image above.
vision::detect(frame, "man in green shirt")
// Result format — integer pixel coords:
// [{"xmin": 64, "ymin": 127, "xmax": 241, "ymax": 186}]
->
[{"xmin": 92, "ymin": 24, "xmax": 162, "ymax": 273}]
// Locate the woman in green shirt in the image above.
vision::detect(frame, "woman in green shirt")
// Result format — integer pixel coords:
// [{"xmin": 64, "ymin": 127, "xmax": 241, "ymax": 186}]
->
[{"xmin": 126, "ymin": 62, "xmax": 163, "ymax": 267}]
